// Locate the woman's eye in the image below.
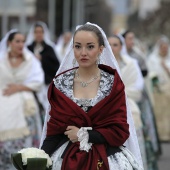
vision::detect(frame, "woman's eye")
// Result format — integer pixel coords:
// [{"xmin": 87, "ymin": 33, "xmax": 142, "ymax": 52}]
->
[
  {"xmin": 88, "ymin": 45, "xmax": 94, "ymax": 49},
  {"xmin": 75, "ymin": 45, "xmax": 81, "ymax": 49}
]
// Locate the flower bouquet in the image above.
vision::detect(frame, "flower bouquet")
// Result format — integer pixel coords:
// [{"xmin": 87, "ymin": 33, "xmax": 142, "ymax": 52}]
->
[{"xmin": 11, "ymin": 148, "xmax": 52, "ymax": 170}]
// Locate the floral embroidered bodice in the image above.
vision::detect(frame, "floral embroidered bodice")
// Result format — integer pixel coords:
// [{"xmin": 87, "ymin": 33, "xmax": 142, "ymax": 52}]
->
[{"xmin": 53, "ymin": 69, "xmax": 114, "ymax": 112}]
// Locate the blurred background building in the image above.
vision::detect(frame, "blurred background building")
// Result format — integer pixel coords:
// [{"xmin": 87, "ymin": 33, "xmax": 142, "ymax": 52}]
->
[
  {"xmin": 0, "ymin": 0, "xmax": 170, "ymax": 45},
  {"xmin": 0, "ymin": 0, "xmax": 36, "ymax": 37}
]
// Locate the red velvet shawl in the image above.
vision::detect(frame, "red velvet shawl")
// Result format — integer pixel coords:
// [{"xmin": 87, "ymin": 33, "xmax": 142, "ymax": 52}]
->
[{"xmin": 47, "ymin": 64, "xmax": 129, "ymax": 170}]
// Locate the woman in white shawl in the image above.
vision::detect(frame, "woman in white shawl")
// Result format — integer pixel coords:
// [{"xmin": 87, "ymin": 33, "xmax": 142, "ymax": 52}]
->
[
  {"xmin": 55, "ymin": 31, "xmax": 72, "ymax": 63},
  {"xmin": 108, "ymin": 35, "xmax": 148, "ymax": 170},
  {"xmin": 148, "ymin": 35, "xmax": 170, "ymax": 141},
  {"xmin": 0, "ymin": 30, "xmax": 44, "ymax": 169}
]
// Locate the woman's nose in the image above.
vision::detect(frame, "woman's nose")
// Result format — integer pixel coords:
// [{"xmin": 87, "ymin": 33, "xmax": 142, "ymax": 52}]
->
[
  {"xmin": 20, "ymin": 42, "xmax": 24, "ymax": 49},
  {"xmin": 81, "ymin": 47, "xmax": 87, "ymax": 56}
]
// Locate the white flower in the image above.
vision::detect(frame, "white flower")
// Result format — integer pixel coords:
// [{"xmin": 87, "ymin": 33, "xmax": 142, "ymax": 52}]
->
[{"xmin": 18, "ymin": 147, "xmax": 52, "ymax": 168}]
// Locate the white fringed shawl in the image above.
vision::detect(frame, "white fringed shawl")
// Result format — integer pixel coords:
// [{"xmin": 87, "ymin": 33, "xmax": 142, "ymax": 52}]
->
[{"xmin": 0, "ymin": 49, "xmax": 44, "ymax": 141}]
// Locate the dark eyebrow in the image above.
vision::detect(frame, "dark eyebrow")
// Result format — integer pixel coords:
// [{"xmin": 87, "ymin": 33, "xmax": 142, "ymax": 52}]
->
[
  {"xmin": 74, "ymin": 42, "xmax": 95, "ymax": 45},
  {"xmin": 74, "ymin": 42, "xmax": 81, "ymax": 44},
  {"xmin": 87, "ymin": 42, "xmax": 95, "ymax": 45}
]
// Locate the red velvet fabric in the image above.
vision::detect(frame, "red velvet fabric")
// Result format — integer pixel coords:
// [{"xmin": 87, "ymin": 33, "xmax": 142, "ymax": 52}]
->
[{"xmin": 47, "ymin": 64, "xmax": 129, "ymax": 170}]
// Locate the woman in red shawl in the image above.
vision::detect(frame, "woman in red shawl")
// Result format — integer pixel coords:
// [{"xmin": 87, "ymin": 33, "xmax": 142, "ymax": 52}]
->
[{"xmin": 41, "ymin": 23, "xmax": 143, "ymax": 170}]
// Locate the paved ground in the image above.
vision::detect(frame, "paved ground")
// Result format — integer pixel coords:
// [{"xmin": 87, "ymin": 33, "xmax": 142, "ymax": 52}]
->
[{"xmin": 158, "ymin": 143, "xmax": 170, "ymax": 170}]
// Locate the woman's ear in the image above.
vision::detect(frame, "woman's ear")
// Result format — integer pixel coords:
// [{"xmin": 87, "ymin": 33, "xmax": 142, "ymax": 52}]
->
[
  {"xmin": 7, "ymin": 41, "xmax": 10, "ymax": 47},
  {"xmin": 7, "ymin": 42, "xmax": 12, "ymax": 52},
  {"xmin": 99, "ymin": 45, "xmax": 104, "ymax": 54}
]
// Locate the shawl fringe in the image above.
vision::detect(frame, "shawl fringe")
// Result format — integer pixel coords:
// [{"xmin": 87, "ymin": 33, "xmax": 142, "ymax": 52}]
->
[{"xmin": 0, "ymin": 127, "xmax": 30, "ymax": 142}]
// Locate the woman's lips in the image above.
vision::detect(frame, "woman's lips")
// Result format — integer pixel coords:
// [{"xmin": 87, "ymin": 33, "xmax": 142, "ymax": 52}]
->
[
  {"xmin": 18, "ymin": 48, "xmax": 23, "ymax": 51},
  {"xmin": 80, "ymin": 58, "xmax": 88, "ymax": 62}
]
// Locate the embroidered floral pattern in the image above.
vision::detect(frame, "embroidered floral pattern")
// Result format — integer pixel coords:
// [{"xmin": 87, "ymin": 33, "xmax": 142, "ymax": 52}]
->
[
  {"xmin": 0, "ymin": 116, "xmax": 40, "ymax": 170},
  {"xmin": 53, "ymin": 69, "xmax": 114, "ymax": 112}
]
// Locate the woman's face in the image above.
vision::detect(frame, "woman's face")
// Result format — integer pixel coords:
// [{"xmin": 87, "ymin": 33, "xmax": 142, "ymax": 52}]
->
[
  {"xmin": 8, "ymin": 33, "xmax": 25, "ymax": 55},
  {"xmin": 159, "ymin": 42, "xmax": 169, "ymax": 56},
  {"xmin": 125, "ymin": 32, "xmax": 134, "ymax": 50},
  {"xmin": 34, "ymin": 26, "xmax": 44, "ymax": 43},
  {"xmin": 108, "ymin": 37, "xmax": 122, "ymax": 57},
  {"xmin": 63, "ymin": 32, "xmax": 72, "ymax": 45},
  {"xmin": 73, "ymin": 31, "xmax": 103, "ymax": 68}
]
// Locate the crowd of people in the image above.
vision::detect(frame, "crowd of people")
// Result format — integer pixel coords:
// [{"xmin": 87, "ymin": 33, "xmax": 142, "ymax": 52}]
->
[{"xmin": 0, "ymin": 21, "xmax": 169, "ymax": 170}]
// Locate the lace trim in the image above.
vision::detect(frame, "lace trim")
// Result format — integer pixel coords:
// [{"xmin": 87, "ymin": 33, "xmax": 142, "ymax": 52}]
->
[
  {"xmin": 53, "ymin": 69, "xmax": 114, "ymax": 110},
  {"xmin": 77, "ymin": 127, "xmax": 92, "ymax": 152},
  {"xmin": 120, "ymin": 146, "xmax": 143, "ymax": 170}
]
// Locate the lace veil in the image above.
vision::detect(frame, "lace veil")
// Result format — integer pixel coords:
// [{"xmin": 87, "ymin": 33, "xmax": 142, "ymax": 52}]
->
[
  {"xmin": 0, "ymin": 29, "xmax": 18, "ymax": 58},
  {"xmin": 118, "ymin": 34, "xmax": 144, "ymax": 91},
  {"xmin": 25, "ymin": 21, "xmax": 55, "ymax": 48},
  {"xmin": 40, "ymin": 22, "xmax": 143, "ymax": 167},
  {"xmin": 150, "ymin": 35, "xmax": 170, "ymax": 58}
]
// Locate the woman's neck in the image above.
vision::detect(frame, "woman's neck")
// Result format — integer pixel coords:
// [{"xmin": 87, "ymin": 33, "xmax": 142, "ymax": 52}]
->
[
  {"xmin": 127, "ymin": 47, "xmax": 132, "ymax": 54},
  {"xmin": 9, "ymin": 51, "xmax": 22, "ymax": 59},
  {"xmin": 115, "ymin": 54, "xmax": 122, "ymax": 63},
  {"xmin": 77, "ymin": 66, "xmax": 100, "ymax": 81},
  {"xmin": 159, "ymin": 51, "xmax": 167, "ymax": 58},
  {"xmin": 35, "ymin": 42, "xmax": 43, "ymax": 45}
]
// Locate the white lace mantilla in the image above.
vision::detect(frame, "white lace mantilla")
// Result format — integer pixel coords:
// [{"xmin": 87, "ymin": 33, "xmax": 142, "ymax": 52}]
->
[{"xmin": 53, "ymin": 69, "xmax": 114, "ymax": 112}]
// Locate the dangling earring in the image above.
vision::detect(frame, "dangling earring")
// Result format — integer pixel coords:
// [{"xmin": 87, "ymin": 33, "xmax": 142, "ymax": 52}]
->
[
  {"xmin": 96, "ymin": 55, "xmax": 100, "ymax": 65},
  {"xmin": 72, "ymin": 58, "xmax": 77, "ymax": 67},
  {"xmin": 7, "ymin": 46, "xmax": 11, "ymax": 52}
]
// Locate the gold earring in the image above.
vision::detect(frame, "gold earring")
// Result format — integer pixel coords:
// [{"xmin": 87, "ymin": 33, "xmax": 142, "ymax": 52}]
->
[
  {"xmin": 96, "ymin": 57, "xmax": 100, "ymax": 65},
  {"xmin": 72, "ymin": 58, "xmax": 76, "ymax": 67},
  {"xmin": 7, "ymin": 46, "xmax": 11, "ymax": 52},
  {"xmin": 97, "ymin": 54, "xmax": 101, "ymax": 65}
]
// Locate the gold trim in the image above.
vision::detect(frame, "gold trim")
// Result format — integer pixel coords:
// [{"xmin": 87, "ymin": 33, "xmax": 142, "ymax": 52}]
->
[{"xmin": 97, "ymin": 160, "xmax": 103, "ymax": 170}]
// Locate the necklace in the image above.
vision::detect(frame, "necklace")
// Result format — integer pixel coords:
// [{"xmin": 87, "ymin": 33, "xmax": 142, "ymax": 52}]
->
[
  {"xmin": 10, "ymin": 57, "xmax": 18, "ymax": 63},
  {"xmin": 75, "ymin": 69, "xmax": 100, "ymax": 87},
  {"xmin": 9, "ymin": 53, "xmax": 21, "ymax": 64}
]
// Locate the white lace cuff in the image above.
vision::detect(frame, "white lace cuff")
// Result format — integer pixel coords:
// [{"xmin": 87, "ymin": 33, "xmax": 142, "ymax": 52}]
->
[{"xmin": 77, "ymin": 127, "xmax": 93, "ymax": 152}]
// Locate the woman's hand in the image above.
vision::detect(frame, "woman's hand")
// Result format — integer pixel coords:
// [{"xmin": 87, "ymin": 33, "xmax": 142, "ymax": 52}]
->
[
  {"xmin": 64, "ymin": 126, "xmax": 79, "ymax": 143},
  {"xmin": 161, "ymin": 60, "xmax": 170, "ymax": 76},
  {"xmin": 35, "ymin": 54, "xmax": 42, "ymax": 60},
  {"xmin": 3, "ymin": 84, "xmax": 21, "ymax": 96},
  {"xmin": 3, "ymin": 84, "xmax": 32, "ymax": 96}
]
